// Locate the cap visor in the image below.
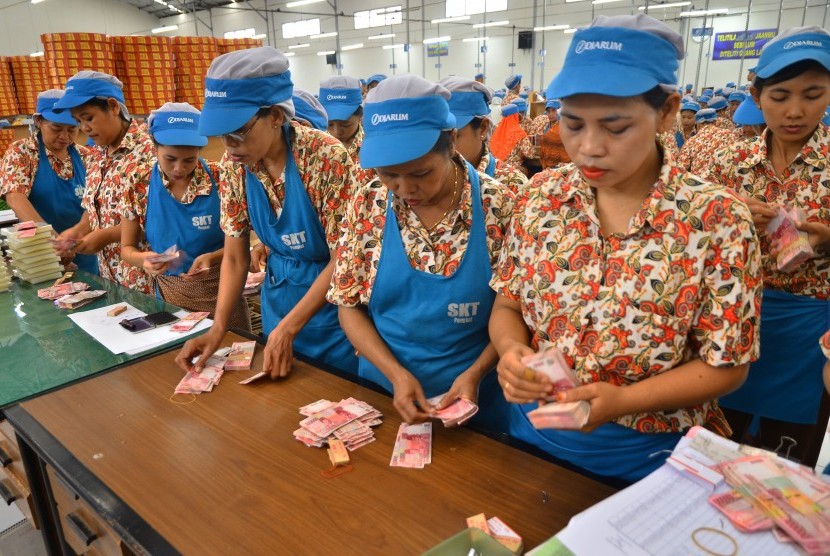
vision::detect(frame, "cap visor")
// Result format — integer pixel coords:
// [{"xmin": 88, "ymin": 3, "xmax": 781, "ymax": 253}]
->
[
  {"xmin": 549, "ymin": 65, "xmax": 661, "ymax": 98},
  {"xmin": 41, "ymin": 109, "xmax": 78, "ymax": 126},
  {"xmin": 757, "ymin": 51, "xmax": 830, "ymax": 78},
  {"xmin": 198, "ymin": 105, "xmax": 259, "ymax": 137},
  {"xmin": 453, "ymin": 114, "xmax": 476, "ymax": 129},
  {"xmin": 153, "ymin": 129, "xmax": 208, "ymax": 147},
  {"xmin": 359, "ymin": 129, "xmax": 440, "ymax": 169},
  {"xmin": 324, "ymin": 104, "xmax": 360, "ymax": 122},
  {"xmin": 51, "ymin": 94, "xmax": 96, "ymax": 113}
]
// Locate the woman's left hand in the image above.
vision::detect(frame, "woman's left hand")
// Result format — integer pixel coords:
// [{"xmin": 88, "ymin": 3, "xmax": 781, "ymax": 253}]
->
[
  {"xmin": 794, "ymin": 220, "xmax": 830, "ymax": 256},
  {"xmin": 433, "ymin": 370, "xmax": 481, "ymax": 424},
  {"xmin": 182, "ymin": 253, "xmax": 213, "ymax": 281},
  {"xmin": 554, "ymin": 382, "xmax": 629, "ymax": 432}
]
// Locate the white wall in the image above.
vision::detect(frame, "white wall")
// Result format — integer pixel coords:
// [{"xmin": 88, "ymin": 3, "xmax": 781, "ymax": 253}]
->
[{"xmin": 0, "ymin": 0, "xmax": 160, "ymax": 56}]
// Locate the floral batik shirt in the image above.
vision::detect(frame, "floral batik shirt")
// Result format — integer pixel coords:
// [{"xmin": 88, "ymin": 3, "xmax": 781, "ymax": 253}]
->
[
  {"xmin": 477, "ymin": 151, "xmax": 527, "ymax": 196},
  {"xmin": 677, "ymin": 123, "xmax": 737, "ymax": 177},
  {"xmin": 347, "ymin": 125, "xmax": 377, "ymax": 186},
  {"xmin": 0, "ymin": 135, "xmax": 92, "ymax": 196}
]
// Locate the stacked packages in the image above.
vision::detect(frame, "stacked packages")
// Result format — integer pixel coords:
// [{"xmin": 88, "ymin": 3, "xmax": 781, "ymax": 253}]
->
[
  {"xmin": 0, "ymin": 129, "xmax": 14, "ymax": 156},
  {"xmin": 173, "ymin": 37, "xmax": 217, "ymax": 109},
  {"xmin": 216, "ymin": 38, "xmax": 264, "ymax": 55},
  {"xmin": 8, "ymin": 55, "xmax": 48, "ymax": 115},
  {"xmin": 112, "ymin": 36, "xmax": 175, "ymax": 115},
  {"xmin": 41, "ymin": 33, "xmax": 115, "ymax": 90},
  {"xmin": 0, "ymin": 256, "xmax": 10, "ymax": 292},
  {"xmin": 0, "ymin": 58, "xmax": 19, "ymax": 116},
  {"xmin": 1, "ymin": 221, "xmax": 63, "ymax": 284}
]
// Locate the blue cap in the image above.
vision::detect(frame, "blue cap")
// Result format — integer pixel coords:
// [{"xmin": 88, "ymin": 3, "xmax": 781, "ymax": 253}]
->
[
  {"xmin": 707, "ymin": 95, "xmax": 728, "ymax": 110},
  {"xmin": 319, "ymin": 76, "xmax": 363, "ymax": 121},
  {"xmin": 293, "ymin": 88, "xmax": 328, "ymax": 131},
  {"xmin": 733, "ymin": 97, "xmax": 765, "ymax": 125},
  {"xmin": 501, "ymin": 104, "xmax": 519, "ymax": 117},
  {"xmin": 518, "ymin": 91, "xmax": 529, "ymax": 99},
  {"xmin": 367, "ymin": 73, "xmax": 387, "ymax": 85},
  {"xmin": 148, "ymin": 102, "xmax": 207, "ymax": 147},
  {"xmin": 823, "ymin": 107, "xmax": 830, "ymax": 125},
  {"xmin": 511, "ymin": 98, "xmax": 527, "ymax": 113},
  {"xmin": 505, "ymin": 74, "xmax": 522, "ymax": 89},
  {"xmin": 359, "ymin": 78, "xmax": 367, "ymax": 86},
  {"xmin": 755, "ymin": 26, "xmax": 830, "ymax": 79},
  {"xmin": 696, "ymin": 108, "xmax": 717, "ymax": 123},
  {"xmin": 53, "ymin": 72, "xmax": 125, "ymax": 112},
  {"xmin": 680, "ymin": 101, "xmax": 700, "ymax": 113},
  {"xmin": 698, "ymin": 95, "xmax": 712, "ymax": 104},
  {"xmin": 685, "ymin": 83, "xmax": 693, "ymax": 91},
  {"xmin": 726, "ymin": 82, "xmax": 736, "ymax": 88},
  {"xmin": 703, "ymin": 87, "xmax": 714, "ymax": 94},
  {"xmin": 440, "ymin": 76, "xmax": 492, "ymax": 129},
  {"xmin": 474, "ymin": 73, "xmax": 485, "ymax": 80},
  {"xmin": 728, "ymin": 91, "xmax": 746, "ymax": 103},
  {"xmin": 35, "ymin": 90, "xmax": 78, "ymax": 126},
  {"xmin": 199, "ymin": 47, "xmax": 294, "ymax": 137},
  {"xmin": 545, "ymin": 98, "xmax": 561, "ymax": 110},
  {"xmin": 361, "ymin": 74, "xmax": 455, "ymax": 168},
  {"xmin": 547, "ymin": 15, "xmax": 683, "ymax": 99},
  {"xmin": 493, "ymin": 90, "xmax": 506, "ymax": 99}
]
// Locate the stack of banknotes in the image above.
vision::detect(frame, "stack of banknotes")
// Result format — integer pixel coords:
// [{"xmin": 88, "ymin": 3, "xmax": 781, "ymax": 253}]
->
[
  {"xmin": 293, "ymin": 398, "xmax": 383, "ymax": 452},
  {"xmin": 522, "ymin": 349, "xmax": 590, "ymax": 430}
]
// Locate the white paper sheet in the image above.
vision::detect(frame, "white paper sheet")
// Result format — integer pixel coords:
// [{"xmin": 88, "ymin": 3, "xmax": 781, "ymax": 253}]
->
[{"xmin": 68, "ymin": 303, "xmax": 212, "ymax": 355}]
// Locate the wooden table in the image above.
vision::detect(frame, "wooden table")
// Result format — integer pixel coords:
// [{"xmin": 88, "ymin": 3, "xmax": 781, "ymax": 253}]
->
[{"xmin": 7, "ymin": 331, "xmax": 616, "ymax": 555}]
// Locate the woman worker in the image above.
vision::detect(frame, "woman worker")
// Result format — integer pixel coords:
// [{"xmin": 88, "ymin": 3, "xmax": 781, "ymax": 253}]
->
[
  {"xmin": 674, "ymin": 100, "xmax": 699, "ymax": 149},
  {"xmin": 328, "ymin": 75, "xmax": 514, "ymax": 426},
  {"xmin": 489, "ymin": 14, "xmax": 762, "ymax": 482},
  {"xmin": 0, "ymin": 89, "xmax": 97, "ymax": 274},
  {"xmin": 318, "ymin": 76, "xmax": 375, "ymax": 185},
  {"xmin": 439, "ymin": 76, "xmax": 526, "ymax": 195},
  {"xmin": 120, "ymin": 103, "xmax": 250, "ymax": 330},
  {"xmin": 52, "ymin": 71, "xmax": 154, "ymax": 293},
  {"xmin": 706, "ymin": 27, "xmax": 830, "ymax": 466},
  {"xmin": 176, "ymin": 47, "xmax": 358, "ymax": 378},
  {"xmin": 537, "ymin": 99, "xmax": 573, "ymax": 170}
]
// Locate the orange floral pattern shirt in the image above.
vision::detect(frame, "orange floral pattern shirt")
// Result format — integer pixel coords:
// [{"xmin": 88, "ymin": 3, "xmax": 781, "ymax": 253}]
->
[
  {"xmin": 492, "ymin": 152, "xmax": 762, "ymax": 435},
  {"xmin": 219, "ymin": 121, "xmax": 355, "ymax": 250},
  {"xmin": 348, "ymin": 125, "xmax": 376, "ymax": 186},
  {"xmin": 0, "ymin": 136, "xmax": 92, "ymax": 197},
  {"xmin": 82, "ymin": 120, "xmax": 154, "ymax": 293},
  {"xmin": 677, "ymin": 123, "xmax": 738, "ymax": 177},
  {"xmin": 476, "ymin": 151, "xmax": 527, "ymax": 196},
  {"xmin": 328, "ymin": 155, "xmax": 514, "ymax": 306},
  {"xmin": 705, "ymin": 124, "xmax": 830, "ymax": 299}
]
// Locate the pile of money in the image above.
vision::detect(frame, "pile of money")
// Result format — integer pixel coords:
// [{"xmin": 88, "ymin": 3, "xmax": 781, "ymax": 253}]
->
[
  {"xmin": 427, "ymin": 394, "xmax": 478, "ymax": 427},
  {"xmin": 224, "ymin": 341, "xmax": 256, "ymax": 371},
  {"xmin": 55, "ymin": 290, "xmax": 107, "ymax": 309},
  {"xmin": 767, "ymin": 206, "xmax": 814, "ymax": 272},
  {"xmin": 293, "ymin": 398, "xmax": 383, "ymax": 452},
  {"xmin": 527, "ymin": 401, "xmax": 590, "ymax": 430},
  {"xmin": 145, "ymin": 244, "xmax": 180, "ymax": 264},
  {"xmin": 521, "ymin": 349, "xmax": 581, "ymax": 398},
  {"xmin": 1, "ymin": 222, "xmax": 63, "ymax": 284},
  {"xmin": 390, "ymin": 422, "xmax": 432, "ymax": 469},
  {"xmin": 170, "ymin": 311, "xmax": 209, "ymax": 332},
  {"xmin": 712, "ymin": 455, "xmax": 830, "ymax": 554},
  {"xmin": 243, "ymin": 271, "xmax": 265, "ymax": 295},
  {"xmin": 466, "ymin": 514, "xmax": 523, "ymax": 554},
  {"xmin": 0, "ymin": 258, "xmax": 10, "ymax": 293},
  {"xmin": 37, "ymin": 282, "xmax": 89, "ymax": 300},
  {"xmin": 174, "ymin": 352, "xmax": 228, "ymax": 395}
]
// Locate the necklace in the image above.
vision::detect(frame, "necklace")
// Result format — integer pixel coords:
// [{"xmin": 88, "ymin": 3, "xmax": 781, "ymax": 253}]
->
[{"xmin": 424, "ymin": 161, "xmax": 460, "ymax": 232}]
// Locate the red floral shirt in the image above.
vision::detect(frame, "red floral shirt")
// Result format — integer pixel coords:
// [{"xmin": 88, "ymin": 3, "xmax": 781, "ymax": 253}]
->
[
  {"xmin": 705, "ymin": 124, "xmax": 830, "ymax": 298},
  {"xmin": 0, "ymin": 135, "xmax": 92, "ymax": 197},
  {"xmin": 347, "ymin": 125, "xmax": 376, "ymax": 186},
  {"xmin": 82, "ymin": 120, "xmax": 154, "ymax": 293},
  {"xmin": 492, "ymin": 152, "xmax": 762, "ymax": 435},
  {"xmin": 677, "ymin": 123, "xmax": 738, "ymax": 177},
  {"xmin": 476, "ymin": 151, "xmax": 527, "ymax": 196}
]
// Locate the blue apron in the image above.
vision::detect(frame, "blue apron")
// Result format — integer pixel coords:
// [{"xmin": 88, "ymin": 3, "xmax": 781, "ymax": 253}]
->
[
  {"xmin": 483, "ymin": 154, "xmax": 496, "ymax": 178},
  {"xmin": 29, "ymin": 135, "xmax": 97, "ymax": 274},
  {"xmin": 720, "ymin": 288, "xmax": 830, "ymax": 424},
  {"xmin": 245, "ymin": 128, "xmax": 357, "ymax": 374},
  {"xmin": 361, "ymin": 163, "xmax": 507, "ymax": 430},
  {"xmin": 675, "ymin": 130, "xmax": 685, "ymax": 149},
  {"xmin": 144, "ymin": 160, "xmax": 223, "ymax": 276}
]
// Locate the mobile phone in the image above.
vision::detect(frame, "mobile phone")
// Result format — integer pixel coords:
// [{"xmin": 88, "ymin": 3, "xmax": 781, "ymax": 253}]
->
[
  {"xmin": 144, "ymin": 311, "xmax": 179, "ymax": 326},
  {"xmin": 119, "ymin": 311, "xmax": 179, "ymax": 333}
]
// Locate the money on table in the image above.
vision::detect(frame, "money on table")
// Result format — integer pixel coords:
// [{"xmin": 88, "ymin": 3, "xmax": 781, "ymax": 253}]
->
[
  {"xmin": 294, "ymin": 398, "xmax": 383, "ymax": 452},
  {"xmin": 224, "ymin": 341, "xmax": 256, "ymax": 371},
  {"xmin": 389, "ymin": 422, "xmax": 432, "ymax": 469}
]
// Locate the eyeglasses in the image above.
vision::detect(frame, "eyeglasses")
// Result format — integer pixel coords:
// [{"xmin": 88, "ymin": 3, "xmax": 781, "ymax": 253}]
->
[{"xmin": 222, "ymin": 114, "xmax": 261, "ymax": 143}]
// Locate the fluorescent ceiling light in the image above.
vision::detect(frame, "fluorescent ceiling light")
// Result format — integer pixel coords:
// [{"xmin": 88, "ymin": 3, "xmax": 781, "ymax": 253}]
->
[
  {"xmin": 286, "ymin": 0, "xmax": 324, "ymax": 7},
  {"xmin": 534, "ymin": 24, "xmax": 569, "ymax": 31},
  {"xmin": 472, "ymin": 20, "xmax": 509, "ymax": 28},
  {"xmin": 368, "ymin": 33, "xmax": 396, "ymax": 40},
  {"xmin": 31, "ymin": 0, "xmax": 46, "ymax": 3},
  {"xmin": 152, "ymin": 25, "xmax": 179, "ymax": 33},
  {"xmin": 383, "ymin": 44, "xmax": 405, "ymax": 49},
  {"xmin": 591, "ymin": 0, "xmax": 623, "ymax": 4},
  {"xmin": 309, "ymin": 32, "xmax": 338, "ymax": 39},
  {"xmin": 565, "ymin": 0, "xmax": 587, "ymax": 3},
  {"xmin": 317, "ymin": 50, "xmax": 336, "ymax": 55},
  {"xmin": 637, "ymin": 1, "xmax": 691, "ymax": 9},
  {"xmin": 154, "ymin": 0, "xmax": 166, "ymax": 4},
  {"xmin": 285, "ymin": 52, "xmax": 296, "ymax": 56},
  {"xmin": 288, "ymin": 43, "xmax": 310, "ymax": 49},
  {"xmin": 341, "ymin": 43, "xmax": 364, "ymax": 50},
  {"xmin": 564, "ymin": 28, "xmax": 578, "ymax": 33},
  {"xmin": 252, "ymin": 34, "xmax": 267, "ymax": 39},
  {"xmin": 423, "ymin": 36, "xmax": 451, "ymax": 44},
  {"xmin": 679, "ymin": 8, "xmax": 728, "ymax": 16},
  {"xmin": 30, "ymin": 51, "xmax": 44, "ymax": 57},
  {"xmin": 431, "ymin": 16, "xmax": 470, "ymax": 23},
  {"xmin": 462, "ymin": 36, "xmax": 489, "ymax": 42}
]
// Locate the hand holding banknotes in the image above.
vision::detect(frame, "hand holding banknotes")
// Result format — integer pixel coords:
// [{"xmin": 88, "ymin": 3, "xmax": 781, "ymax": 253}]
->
[
  {"xmin": 741, "ymin": 196, "xmax": 777, "ymax": 230},
  {"xmin": 142, "ymin": 252, "xmax": 172, "ymax": 276},
  {"xmin": 793, "ymin": 219, "xmax": 830, "ymax": 257},
  {"xmin": 496, "ymin": 341, "xmax": 553, "ymax": 404},
  {"xmin": 432, "ymin": 370, "xmax": 480, "ymax": 415},
  {"xmin": 176, "ymin": 328, "xmax": 224, "ymax": 373},
  {"xmin": 390, "ymin": 371, "xmax": 434, "ymax": 424},
  {"xmin": 552, "ymin": 382, "xmax": 627, "ymax": 432},
  {"xmin": 181, "ymin": 252, "xmax": 214, "ymax": 281}
]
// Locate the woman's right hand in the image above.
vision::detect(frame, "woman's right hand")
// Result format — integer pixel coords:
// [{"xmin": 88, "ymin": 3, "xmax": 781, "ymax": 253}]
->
[
  {"xmin": 496, "ymin": 341, "xmax": 552, "ymax": 404},
  {"xmin": 390, "ymin": 371, "xmax": 434, "ymax": 424},
  {"xmin": 250, "ymin": 243, "xmax": 268, "ymax": 272},
  {"xmin": 742, "ymin": 197, "xmax": 777, "ymax": 231},
  {"xmin": 141, "ymin": 254, "xmax": 171, "ymax": 276},
  {"xmin": 175, "ymin": 328, "xmax": 223, "ymax": 373}
]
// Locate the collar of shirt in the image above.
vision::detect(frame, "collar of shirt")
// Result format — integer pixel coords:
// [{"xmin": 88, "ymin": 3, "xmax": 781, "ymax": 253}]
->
[
  {"xmin": 477, "ymin": 151, "xmax": 493, "ymax": 174},
  {"xmin": 159, "ymin": 162, "xmax": 213, "ymax": 202},
  {"xmin": 555, "ymin": 144, "xmax": 674, "ymax": 236},
  {"xmin": 348, "ymin": 125, "xmax": 364, "ymax": 159},
  {"xmin": 744, "ymin": 123, "xmax": 830, "ymax": 171}
]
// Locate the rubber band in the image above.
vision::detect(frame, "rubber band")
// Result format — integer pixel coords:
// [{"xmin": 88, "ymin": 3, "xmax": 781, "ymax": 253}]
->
[
  {"xmin": 169, "ymin": 393, "xmax": 197, "ymax": 405},
  {"xmin": 691, "ymin": 527, "xmax": 738, "ymax": 556}
]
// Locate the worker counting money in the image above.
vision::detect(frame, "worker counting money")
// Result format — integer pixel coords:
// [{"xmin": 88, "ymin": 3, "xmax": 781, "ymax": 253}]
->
[
  {"xmin": 176, "ymin": 47, "xmax": 358, "ymax": 378},
  {"xmin": 0, "ymin": 89, "xmax": 97, "ymax": 274},
  {"xmin": 488, "ymin": 14, "xmax": 762, "ymax": 482},
  {"xmin": 706, "ymin": 27, "xmax": 830, "ymax": 466},
  {"xmin": 328, "ymin": 75, "xmax": 512, "ymax": 427},
  {"xmin": 120, "ymin": 103, "xmax": 250, "ymax": 330}
]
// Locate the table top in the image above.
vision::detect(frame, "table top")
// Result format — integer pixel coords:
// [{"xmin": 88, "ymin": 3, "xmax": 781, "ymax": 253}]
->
[
  {"xmin": 12, "ymin": 332, "xmax": 616, "ymax": 555},
  {"xmin": 0, "ymin": 270, "xmax": 187, "ymax": 408}
]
